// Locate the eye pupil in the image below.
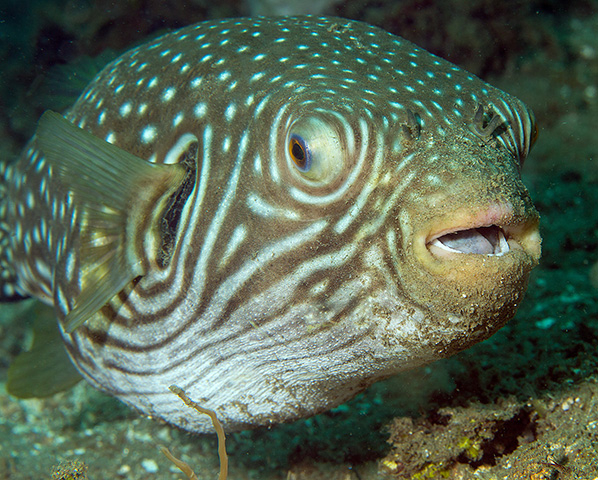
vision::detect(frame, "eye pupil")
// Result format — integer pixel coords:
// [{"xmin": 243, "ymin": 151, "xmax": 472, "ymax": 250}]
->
[
  {"xmin": 291, "ymin": 141, "xmax": 305, "ymax": 161},
  {"xmin": 289, "ymin": 135, "xmax": 310, "ymax": 171}
]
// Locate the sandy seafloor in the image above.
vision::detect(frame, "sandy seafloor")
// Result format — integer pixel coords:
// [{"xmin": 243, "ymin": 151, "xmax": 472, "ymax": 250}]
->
[{"xmin": 1, "ymin": 0, "xmax": 598, "ymax": 478}]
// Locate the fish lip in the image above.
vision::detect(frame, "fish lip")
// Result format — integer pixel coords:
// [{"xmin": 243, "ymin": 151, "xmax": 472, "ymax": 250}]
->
[{"xmin": 420, "ymin": 202, "xmax": 541, "ymax": 262}]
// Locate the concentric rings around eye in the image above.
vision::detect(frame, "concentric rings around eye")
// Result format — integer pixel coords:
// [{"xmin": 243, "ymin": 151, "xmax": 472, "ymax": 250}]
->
[
  {"xmin": 285, "ymin": 116, "xmax": 344, "ymax": 185},
  {"xmin": 289, "ymin": 134, "xmax": 311, "ymax": 172}
]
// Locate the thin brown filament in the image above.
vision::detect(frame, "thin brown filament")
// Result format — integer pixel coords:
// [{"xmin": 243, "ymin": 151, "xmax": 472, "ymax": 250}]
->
[
  {"xmin": 162, "ymin": 384, "xmax": 229, "ymax": 480},
  {"xmin": 160, "ymin": 445, "xmax": 198, "ymax": 480}
]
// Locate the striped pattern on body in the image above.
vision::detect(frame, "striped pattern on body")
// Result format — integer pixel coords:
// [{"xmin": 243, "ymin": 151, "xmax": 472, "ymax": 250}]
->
[{"xmin": 1, "ymin": 16, "xmax": 540, "ymax": 432}]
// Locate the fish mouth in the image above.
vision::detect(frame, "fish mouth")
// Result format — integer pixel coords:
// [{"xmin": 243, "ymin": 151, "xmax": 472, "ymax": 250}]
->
[
  {"xmin": 420, "ymin": 203, "xmax": 541, "ymax": 263},
  {"xmin": 428, "ymin": 225, "xmax": 511, "ymax": 257}
]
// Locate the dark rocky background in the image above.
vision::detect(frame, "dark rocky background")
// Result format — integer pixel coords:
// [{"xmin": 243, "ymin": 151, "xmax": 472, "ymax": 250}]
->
[{"xmin": 1, "ymin": 0, "xmax": 597, "ymax": 478}]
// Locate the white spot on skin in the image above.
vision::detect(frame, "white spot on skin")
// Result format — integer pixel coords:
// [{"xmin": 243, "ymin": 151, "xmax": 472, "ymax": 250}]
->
[
  {"xmin": 254, "ymin": 95, "xmax": 269, "ymax": 117},
  {"xmin": 3, "ymin": 284, "xmax": 15, "ymax": 297},
  {"xmin": 194, "ymin": 103, "xmax": 207, "ymax": 118},
  {"xmin": 173, "ymin": 112, "xmax": 184, "ymax": 127},
  {"xmin": 39, "ymin": 177, "xmax": 47, "ymax": 195},
  {"xmin": 106, "ymin": 132, "xmax": 116, "ymax": 144},
  {"xmin": 54, "ymin": 283, "xmax": 70, "ymax": 314},
  {"xmin": 33, "ymin": 225, "xmax": 41, "ymax": 244},
  {"xmin": 15, "ymin": 222, "xmax": 22, "ymax": 243},
  {"xmin": 119, "ymin": 102, "xmax": 132, "ymax": 117},
  {"xmin": 162, "ymin": 87, "xmax": 176, "ymax": 102},
  {"xmin": 26, "ymin": 191, "xmax": 35, "ymax": 209},
  {"xmin": 141, "ymin": 126, "xmax": 157, "ymax": 144},
  {"xmin": 65, "ymin": 250, "xmax": 76, "ymax": 283},
  {"xmin": 253, "ymin": 154, "xmax": 262, "ymax": 175},
  {"xmin": 138, "ymin": 103, "xmax": 148, "ymax": 115},
  {"xmin": 225, "ymin": 103, "xmax": 236, "ymax": 122}
]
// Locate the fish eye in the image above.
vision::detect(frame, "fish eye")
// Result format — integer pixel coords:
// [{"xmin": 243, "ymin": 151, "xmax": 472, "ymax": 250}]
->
[
  {"xmin": 289, "ymin": 134, "xmax": 311, "ymax": 172},
  {"xmin": 285, "ymin": 117, "xmax": 344, "ymax": 184}
]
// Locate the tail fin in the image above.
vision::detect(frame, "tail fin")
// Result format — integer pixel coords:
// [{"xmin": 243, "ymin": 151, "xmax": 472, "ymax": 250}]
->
[{"xmin": 0, "ymin": 161, "xmax": 28, "ymax": 302}]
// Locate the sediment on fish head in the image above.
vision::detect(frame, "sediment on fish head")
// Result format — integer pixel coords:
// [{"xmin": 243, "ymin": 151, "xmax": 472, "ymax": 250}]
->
[{"xmin": 390, "ymin": 130, "xmax": 541, "ymax": 356}]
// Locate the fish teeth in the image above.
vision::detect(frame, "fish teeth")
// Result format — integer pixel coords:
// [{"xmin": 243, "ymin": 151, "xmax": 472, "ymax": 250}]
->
[
  {"xmin": 496, "ymin": 229, "xmax": 510, "ymax": 255},
  {"xmin": 430, "ymin": 237, "xmax": 462, "ymax": 254},
  {"xmin": 431, "ymin": 227, "xmax": 510, "ymax": 256}
]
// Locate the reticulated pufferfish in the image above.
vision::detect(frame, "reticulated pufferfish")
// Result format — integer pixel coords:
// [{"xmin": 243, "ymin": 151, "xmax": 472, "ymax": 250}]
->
[{"xmin": 0, "ymin": 16, "xmax": 541, "ymax": 432}]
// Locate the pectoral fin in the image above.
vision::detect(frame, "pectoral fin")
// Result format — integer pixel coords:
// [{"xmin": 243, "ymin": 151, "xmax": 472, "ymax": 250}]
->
[{"xmin": 36, "ymin": 111, "xmax": 186, "ymax": 332}]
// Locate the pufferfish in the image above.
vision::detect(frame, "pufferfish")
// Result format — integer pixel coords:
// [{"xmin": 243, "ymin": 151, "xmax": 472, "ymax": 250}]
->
[{"xmin": 0, "ymin": 15, "xmax": 541, "ymax": 432}]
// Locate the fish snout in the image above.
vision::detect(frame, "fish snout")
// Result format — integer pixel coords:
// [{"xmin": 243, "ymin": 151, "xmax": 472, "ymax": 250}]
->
[{"xmin": 398, "ymin": 201, "xmax": 541, "ymax": 345}]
